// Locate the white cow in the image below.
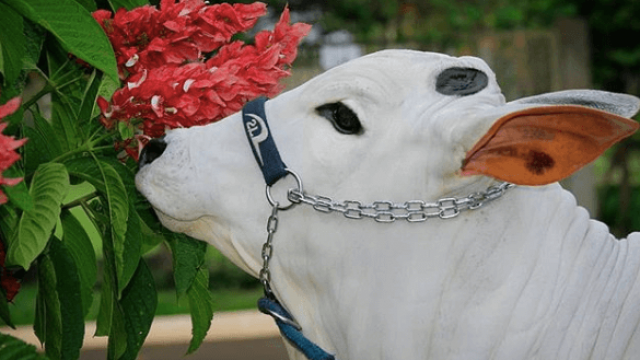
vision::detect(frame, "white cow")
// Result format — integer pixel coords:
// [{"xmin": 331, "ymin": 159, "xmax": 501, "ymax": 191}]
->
[{"xmin": 135, "ymin": 50, "xmax": 640, "ymax": 360}]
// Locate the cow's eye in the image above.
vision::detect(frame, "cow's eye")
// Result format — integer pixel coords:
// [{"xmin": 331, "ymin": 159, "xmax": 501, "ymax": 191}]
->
[{"xmin": 316, "ymin": 102, "xmax": 363, "ymax": 135}]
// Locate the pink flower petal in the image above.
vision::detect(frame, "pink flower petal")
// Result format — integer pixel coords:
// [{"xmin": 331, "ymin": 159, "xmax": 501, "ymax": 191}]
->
[{"xmin": 0, "ymin": 97, "xmax": 21, "ymax": 120}]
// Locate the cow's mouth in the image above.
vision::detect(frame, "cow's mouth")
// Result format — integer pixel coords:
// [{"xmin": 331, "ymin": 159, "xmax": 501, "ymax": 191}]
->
[{"xmin": 152, "ymin": 207, "xmax": 201, "ymax": 234}]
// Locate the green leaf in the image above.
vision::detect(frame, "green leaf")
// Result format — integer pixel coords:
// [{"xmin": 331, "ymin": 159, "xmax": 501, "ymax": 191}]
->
[
  {"xmin": 5, "ymin": 0, "xmax": 119, "ymax": 82},
  {"xmin": 117, "ymin": 121, "xmax": 134, "ymax": 140},
  {"xmin": 0, "ymin": 290, "xmax": 15, "ymax": 328},
  {"xmin": 91, "ymin": 158, "xmax": 141, "ymax": 290},
  {"xmin": 65, "ymin": 157, "xmax": 130, "ymax": 289},
  {"xmin": 7, "ymin": 163, "xmax": 69, "ymax": 269},
  {"xmin": 23, "ymin": 112, "xmax": 64, "ymax": 176},
  {"xmin": 34, "ymin": 239, "xmax": 85, "ymax": 360},
  {"xmin": 2, "ymin": 165, "xmax": 34, "ymax": 212},
  {"xmin": 49, "ymin": 238, "xmax": 84, "ymax": 360},
  {"xmin": 107, "ymin": 303, "xmax": 127, "ymax": 360},
  {"xmin": 65, "ymin": 157, "xmax": 105, "ymax": 192},
  {"xmin": 117, "ymin": 260, "xmax": 157, "ymax": 360},
  {"xmin": 32, "ymin": 112, "xmax": 64, "ymax": 158},
  {"xmin": 108, "ymin": 0, "xmax": 149, "ymax": 12},
  {"xmin": 73, "ymin": 0, "xmax": 97, "ymax": 12},
  {"xmin": 94, "ymin": 160, "xmax": 129, "ymax": 288},
  {"xmin": 0, "ymin": 2, "xmax": 24, "ymax": 86},
  {"xmin": 97, "ymin": 157, "xmax": 138, "ymax": 199},
  {"xmin": 0, "ymin": 333, "xmax": 48, "ymax": 360},
  {"xmin": 120, "ymin": 203, "xmax": 141, "ymax": 292},
  {"xmin": 50, "ymin": 90, "xmax": 81, "ymax": 152},
  {"xmin": 22, "ymin": 20, "xmax": 47, "ymax": 71},
  {"xmin": 139, "ymin": 210, "xmax": 165, "ymax": 254},
  {"xmin": 60, "ymin": 210, "xmax": 97, "ymax": 317},
  {"xmin": 35, "ymin": 254, "xmax": 62, "ymax": 359},
  {"xmin": 0, "ymin": 206, "xmax": 18, "ymax": 241},
  {"xmin": 95, "ymin": 239, "xmax": 116, "ymax": 337},
  {"xmin": 168, "ymin": 234, "xmax": 207, "ymax": 299},
  {"xmin": 77, "ymin": 70, "xmax": 103, "ymax": 125},
  {"xmin": 93, "ymin": 222, "xmax": 118, "ymax": 339},
  {"xmin": 186, "ymin": 267, "xmax": 214, "ymax": 354}
]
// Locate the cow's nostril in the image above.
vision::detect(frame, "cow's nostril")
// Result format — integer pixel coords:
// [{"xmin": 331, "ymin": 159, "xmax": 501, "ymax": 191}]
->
[{"xmin": 139, "ymin": 137, "xmax": 167, "ymax": 168}]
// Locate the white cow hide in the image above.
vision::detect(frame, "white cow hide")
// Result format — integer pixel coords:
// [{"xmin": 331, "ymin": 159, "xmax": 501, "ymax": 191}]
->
[{"xmin": 135, "ymin": 50, "xmax": 640, "ymax": 360}]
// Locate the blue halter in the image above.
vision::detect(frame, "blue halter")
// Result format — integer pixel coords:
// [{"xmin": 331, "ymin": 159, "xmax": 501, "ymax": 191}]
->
[
  {"xmin": 241, "ymin": 97, "xmax": 288, "ymax": 186},
  {"xmin": 242, "ymin": 97, "xmax": 337, "ymax": 360}
]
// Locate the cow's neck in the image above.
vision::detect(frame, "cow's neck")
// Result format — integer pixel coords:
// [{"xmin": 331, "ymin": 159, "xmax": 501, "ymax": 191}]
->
[{"xmin": 268, "ymin": 184, "xmax": 640, "ymax": 360}]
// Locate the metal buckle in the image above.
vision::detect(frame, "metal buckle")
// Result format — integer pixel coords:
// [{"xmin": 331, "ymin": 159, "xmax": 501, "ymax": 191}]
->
[
  {"xmin": 259, "ymin": 304, "xmax": 303, "ymax": 331},
  {"xmin": 266, "ymin": 169, "xmax": 303, "ymax": 210}
]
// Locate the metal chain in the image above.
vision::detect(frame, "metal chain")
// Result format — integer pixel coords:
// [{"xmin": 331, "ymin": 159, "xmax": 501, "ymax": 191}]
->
[
  {"xmin": 259, "ymin": 170, "xmax": 514, "ymax": 300},
  {"xmin": 260, "ymin": 204, "xmax": 279, "ymax": 299},
  {"xmin": 287, "ymin": 182, "xmax": 514, "ymax": 223}
]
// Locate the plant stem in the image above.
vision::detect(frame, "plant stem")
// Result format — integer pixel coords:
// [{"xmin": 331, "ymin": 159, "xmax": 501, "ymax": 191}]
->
[
  {"xmin": 50, "ymin": 138, "xmax": 115, "ymax": 164},
  {"xmin": 56, "ymin": 76, "xmax": 84, "ymax": 91},
  {"xmin": 63, "ymin": 191, "xmax": 99, "ymax": 210},
  {"xmin": 22, "ymin": 85, "xmax": 53, "ymax": 110},
  {"xmin": 89, "ymin": 132, "xmax": 116, "ymax": 146},
  {"xmin": 49, "ymin": 58, "xmax": 72, "ymax": 83},
  {"xmin": 51, "ymin": 146, "xmax": 109, "ymax": 164}
]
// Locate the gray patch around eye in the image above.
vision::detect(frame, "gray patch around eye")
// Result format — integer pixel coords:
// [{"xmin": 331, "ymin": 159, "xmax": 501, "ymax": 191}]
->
[{"xmin": 436, "ymin": 67, "xmax": 489, "ymax": 96}]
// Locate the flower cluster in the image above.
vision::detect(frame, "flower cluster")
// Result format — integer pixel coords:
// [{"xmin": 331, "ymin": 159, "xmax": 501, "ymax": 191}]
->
[
  {"xmin": 0, "ymin": 94, "xmax": 26, "ymax": 205},
  {"xmin": 0, "ymin": 91, "xmax": 25, "ymax": 300},
  {"xmin": 94, "ymin": 1, "xmax": 311, "ymax": 160}
]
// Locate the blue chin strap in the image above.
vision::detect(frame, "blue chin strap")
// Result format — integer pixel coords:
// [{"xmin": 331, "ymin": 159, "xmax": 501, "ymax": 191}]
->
[{"xmin": 242, "ymin": 97, "xmax": 337, "ymax": 360}]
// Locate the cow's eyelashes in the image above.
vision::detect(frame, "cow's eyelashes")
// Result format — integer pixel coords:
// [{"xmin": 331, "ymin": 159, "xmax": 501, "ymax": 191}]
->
[{"xmin": 316, "ymin": 102, "xmax": 363, "ymax": 135}]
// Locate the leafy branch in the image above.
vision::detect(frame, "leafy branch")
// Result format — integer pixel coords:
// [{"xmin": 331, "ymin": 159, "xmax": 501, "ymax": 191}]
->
[{"xmin": 0, "ymin": 0, "xmax": 215, "ymax": 359}]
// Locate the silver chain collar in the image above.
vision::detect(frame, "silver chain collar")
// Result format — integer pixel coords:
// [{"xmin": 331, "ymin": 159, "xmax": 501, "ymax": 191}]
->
[
  {"xmin": 288, "ymin": 181, "xmax": 514, "ymax": 223},
  {"xmin": 259, "ymin": 170, "xmax": 514, "ymax": 301}
]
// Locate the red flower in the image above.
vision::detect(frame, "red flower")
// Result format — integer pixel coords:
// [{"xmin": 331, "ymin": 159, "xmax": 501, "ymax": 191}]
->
[
  {"xmin": 93, "ymin": 0, "xmax": 268, "ymax": 81},
  {"xmin": 0, "ymin": 239, "xmax": 21, "ymax": 302},
  {"xmin": 0, "ymin": 91, "xmax": 25, "ymax": 301},
  {"xmin": 95, "ymin": 1, "xmax": 311, "ymax": 160},
  {"xmin": 0, "ymin": 96, "xmax": 26, "ymax": 205}
]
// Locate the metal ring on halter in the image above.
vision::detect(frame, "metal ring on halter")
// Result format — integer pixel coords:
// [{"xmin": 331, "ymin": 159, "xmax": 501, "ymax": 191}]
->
[{"xmin": 266, "ymin": 169, "xmax": 303, "ymax": 210}]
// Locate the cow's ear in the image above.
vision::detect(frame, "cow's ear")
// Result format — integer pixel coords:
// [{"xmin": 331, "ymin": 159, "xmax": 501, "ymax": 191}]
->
[
  {"xmin": 510, "ymin": 90, "xmax": 640, "ymax": 118},
  {"xmin": 461, "ymin": 106, "xmax": 639, "ymax": 185}
]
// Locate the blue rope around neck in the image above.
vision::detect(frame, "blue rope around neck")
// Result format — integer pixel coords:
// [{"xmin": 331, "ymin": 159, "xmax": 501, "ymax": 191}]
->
[{"xmin": 258, "ymin": 297, "xmax": 336, "ymax": 360}]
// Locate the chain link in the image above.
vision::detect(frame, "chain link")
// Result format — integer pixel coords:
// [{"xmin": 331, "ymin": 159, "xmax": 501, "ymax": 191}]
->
[
  {"xmin": 260, "ymin": 170, "xmax": 514, "ymax": 300},
  {"xmin": 287, "ymin": 182, "xmax": 514, "ymax": 223},
  {"xmin": 260, "ymin": 204, "xmax": 279, "ymax": 299}
]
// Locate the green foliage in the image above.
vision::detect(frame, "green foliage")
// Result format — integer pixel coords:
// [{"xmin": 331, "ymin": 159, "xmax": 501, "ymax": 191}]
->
[
  {"xmin": 33, "ymin": 239, "xmax": 85, "ymax": 360},
  {"xmin": 60, "ymin": 210, "xmax": 97, "ymax": 316},
  {"xmin": 4, "ymin": 0, "xmax": 119, "ymax": 82},
  {"xmin": 0, "ymin": 0, "xmax": 216, "ymax": 358},
  {"xmin": 305, "ymin": 0, "xmax": 579, "ymax": 43},
  {"xmin": 0, "ymin": 2, "xmax": 25, "ymax": 86},
  {"xmin": 575, "ymin": 0, "xmax": 640, "ymax": 92},
  {"xmin": 108, "ymin": 0, "xmax": 148, "ymax": 11},
  {"xmin": 0, "ymin": 333, "xmax": 49, "ymax": 360},
  {"xmin": 168, "ymin": 234, "xmax": 208, "ymax": 298},
  {"xmin": 116, "ymin": 260, "xmax": 157, "ymax": 360},
  {"xmin": 7, "ymin": 163, "xmax": 70, "ymax": 269},
  {"xmin": 186, "ymin": 267, "xmax": 215, "ymax": 354}
]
